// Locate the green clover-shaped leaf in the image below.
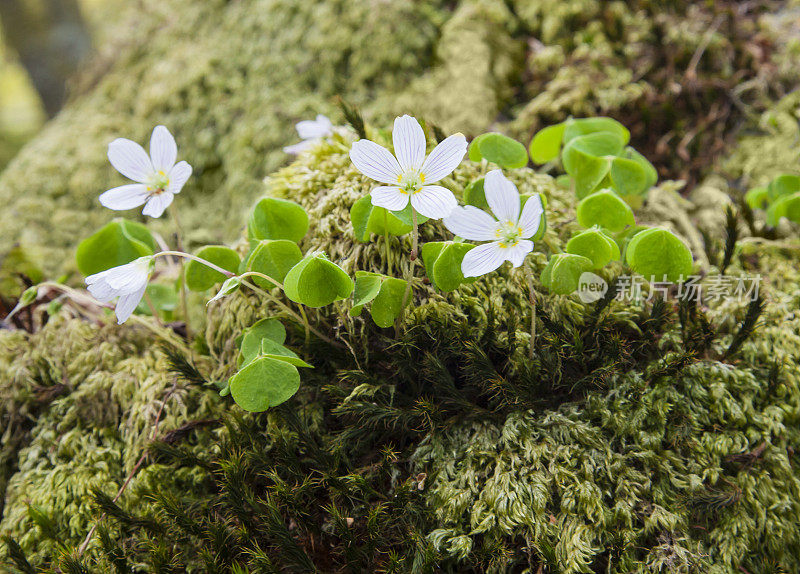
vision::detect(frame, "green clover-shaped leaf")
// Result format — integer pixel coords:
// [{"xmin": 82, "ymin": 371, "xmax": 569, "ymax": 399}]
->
[
  {"xmin": 626, "ymin": 227, "xmax": 693, "ymax": 282},
  {"xmin": 745, "ymin": 187, "xmax": 769, "ymax": 210},
  {"xmin": 767, "ymin": 174, "xmax": 800, "ymax": 201},
  {"xmin": 229, "ymin": 356, "xmax": 300, "ymax": 412},
  {"xmin": 245, "ymin": 239, "xmax": 302, "ymax": 288},
  {"xmin": 248, "ymin": 197, "xmax": 309, "ymax": 243},
  {"xmin": 422, "ymin": 241, "xmax": 476, "ymax": 292},
  {"xmin": 469, "ymin": 132, "xmax": 528, "ymax": 169},
  {"xmin": 284, "ymin": 253, "xmax": 354, "ymax": 308},
  {"xmin": 76, "ymin": 218, "xmax": 157, "ymax": 276},
  {"xmin": 350, "ymin": 271, "xmax": 407, "ymax": 328},
  {"xmin": 565, "ymin": 228, "xmax": 621, "ymax": 269},
  {"xmin": 576, "ymin": 189, "xmax": 635, "ymax": 232},
  {"xmin": 185, "ymin": 245, "xmax": 240, "ymax": 292},
  {"xmin": 541, "ymin": 253, "xmax": 594, "ymax": 295},
  {"xmin": 240, "ymin": 318, "xmax": 287, "ymax": 365},
  {"xmin": 766, "ymin": 192, "xmax": 800, "ymax": 226},
  {"xmin": 350, "ymin": 195, "xmax": 413, "ymax": 242}
]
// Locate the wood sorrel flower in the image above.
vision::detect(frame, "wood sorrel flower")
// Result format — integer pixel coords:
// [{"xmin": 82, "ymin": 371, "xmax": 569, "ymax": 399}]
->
[
  {"xmin": 85, "ymin": 256, "xmax": 153, "ymax": 324},
  {"xmin": 349, "ymin": 115, "xmax": 466, "ymax": 220},
  {"xmin": 100, "ymin": 125, "xmax": 192, "ymax": 218},
  {"xmin": 444, "ymin": 169, "xmax": 544, "ymax": 277},
  {"xmin": 283, "ymin": 114, "xmax": 334, "ymax": 155}
]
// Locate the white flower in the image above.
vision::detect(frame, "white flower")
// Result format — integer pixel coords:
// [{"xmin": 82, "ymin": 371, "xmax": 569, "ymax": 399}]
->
[
  {"xmin": 283, "ymin": 114, "xmax": 334, "ymax": 154},
  {"xmin": 349, "ymin": 114, "xmax": 466, "ymax": 220},
  {"xmin": 444, "ymin": 169, "xmax": 544, "ymax": 277},
  {"xmin": 100, "ymin": 125, "xmax": 192, "ymax": 218},
  {"xmin": 85, "ymin": 257, "xmax": 153, "ymax": 324}
]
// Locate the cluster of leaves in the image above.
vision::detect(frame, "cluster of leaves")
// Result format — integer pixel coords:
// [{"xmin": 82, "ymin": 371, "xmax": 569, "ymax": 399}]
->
[
  {"xmin": 527, "ymin": 118, "xmax": 694, "ymax": 292},
  {"xmin": 745, "ymin": 174, "xmax": 800, "ymax": 227},
  {"xmin": 530, "ymin": 117, "xmax": 657, "ymax": 205}
]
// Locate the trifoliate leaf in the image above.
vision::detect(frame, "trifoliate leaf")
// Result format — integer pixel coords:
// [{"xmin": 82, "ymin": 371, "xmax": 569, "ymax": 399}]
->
[
  {"xmin": 765, "ymin": 192, "xmax": 800, "ymax": 226},
  {"xmin": 562, "ymin": 117, "xmax": 630, "ymax": 146},
  {"xmin": 350, "ymin": 195, "xmax": 412, "ymax": 242},
  {"xmin": 622, "ymin": 147, "xmax": 657, "ymax": 189},
  {"xmin": 245, "ymin": 239, "xmax": 302, "ymax": 288},
  {"xmin": 562, "ymin": 132, "xmax": 625, "ymax": 199},
  {"xmin": 609, "ymin": 156, "xmax": 649, "ymax": 199},
  {"xmin": 248, "ymin": 197, "xmax": 309, "ymax": 243},
  {"xmin": 576, "ymin": 189, "xmax": 635, "ymax": 232},
  {"xmin": 529, "ymin": 123, "xmax": 566, "ymax": 164},
  {"xmin": 185, "ymin": 245, "xmax": 240, "ymax": 292},
  {"xmin": 76, "ymin": 218, "xmax": 156, "ymax": 276},
  {"xmin": 283, "ymin": 253, "xmax": 354, "ymax": 308},
  {"xmin": 473, "ymin": 132, "xmax": 528, "ymax": 169},
  {"xmin": 422, "ymin": 241, "xmax": 476, "ymax": 292},
  {"xmin": 541, "ymin": 253, "xmax": 594, "ymax": 295},
  {"xmin": 626, "ymin": 227, "xmax": 693, "ymax": 282},
  {"xmin": 392, "ymin": 203, "xmax": 429, "ymax": 226},
  {"xmin": 240, "ymin": 318, "xmax": 286, "ymax": 365},
  {"xmin": 228, "ymin": 356, "xmax": 300, "ymax": 412},
  {"xmin": 369, "ymin": 276, "xmax": 406, "ymax": 328},
  {"xmin": 767, "ymin": 174, "xmax": 800, "ymax": 201},
  {"xmin": 350, "ymin": 271, "xmax": 383, "ymax": 316},
  {"xmin": 565, "ymin": 228, "xmax": 621, "ymax": 269}
]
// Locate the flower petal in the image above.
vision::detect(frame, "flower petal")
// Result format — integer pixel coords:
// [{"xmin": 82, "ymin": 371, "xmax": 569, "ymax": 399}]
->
[
  {"xmin": 167, "ymin": 161, "xmax": 192, "ymax": 194},
  {"xmin": 410, "ymin": 185, "xmax": 457, "ymax": 219},
  {"xmin": 461, "ymin": 241, "xmax": 508, "ymax": 277},
  {"xmin": 142, "ymin": 193, "xmax": 174, "ymax": 218},
  {"xmin": 283, "ymin": 140, "xmax": 315, "ymax": 155},
  {"xmin": 108, "ymin": 138, "xmax": 153, "ymax": 182},
  {"xmin": 370, "ymin": 186, "xmax": 409, "ymax": 212},
  {"xmin": 86, "ymin": 279, "xmax": 116, "ymax": 303},
  {"xmin": 115, "ymin": 285, "xmax": 146, "ymax": 324},
  {"xmin": 506, "ymin": 239, "xmax": 534, "ymax": 267},
  {"xmin": 150, "ymin": 125, "xmax": 177, "ymax": 172},
  {"xmin": 518, "ymin": 194, "xmax": 544, "ymax": 238},
  {"xmin": 350, "ymin": 139, "xmax": 403, "ymax": 184},
  {"xmin": 484, "ymin": 169, "xmax": 520, "ymax": 223},
  {"xmin": 392, "ymin": 115, "xmax": 426, "ymax": 171},
  {"xmin": 98, "ymin": 184, "xmax": 149, "ymax": 210},
  {"xmin": 296, "ymin": 115, "xmax": 333, "ymax": 139},
  {"xmin": 102, "ymin": 261, "xmax": 149, "ymax": 291},
  {"xmin": 420, "ymin": 133, "xmax": 467, "ymax": 183},
  {"xmin": 443, "ymin": 205, "xmax": 499, "ymax": 241}
]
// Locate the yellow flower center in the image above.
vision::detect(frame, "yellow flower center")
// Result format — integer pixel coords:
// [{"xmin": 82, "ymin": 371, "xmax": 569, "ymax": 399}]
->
[
  {"xmin": 397, "ymin": 170, "xmax": 424, "ymax": 195},
  {"xmin": 495, "ymin": 220, "xmax": 523, "ymax": 247},
  {"xmin": 146, "ymin": 170, "xmax": 170, "ymax": 195}
]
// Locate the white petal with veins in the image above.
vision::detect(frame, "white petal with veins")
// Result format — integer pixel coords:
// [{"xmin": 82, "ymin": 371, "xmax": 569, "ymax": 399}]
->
[
  {"xmin": 393, "ymin": 115, "xmax": 426, "ymax": 172},
  {"xmin": 167, "ymin": 161, "xmax": 192, "ymax": 194},
  {"xmin": 461, "ymin": 241, "xmax": 508, "ymax": 277},
  {"xmin": 420, "ymin": 133, "xmax": 467, "ymax": 183},
  {"xmin": 142, "ymin": 193, "xmax": 174, "ymax": 218},
  {"xmin": 518, "ymin": 194, "xmax": 544, "ymax": 238},
  {"xmin": 149, "ymin": 125, "xmax": 177, "ymax": 173},
  {"xmin": 350, "ymin": 139, "xmax": 403, "ymax": 184},
  {"xmin": 370, "ymin": 186, "xmax": 409, "ymax": 212},
  {"xmin": 443, "ymin": 205, "xmax": 499, "ymax": 241},
  {"xmin": 108, "ymin": 138, "xmax": 153, "ymax": 182},
  {"xmin": 99, "ymin": 184, "xmax": 149, "ymax": 210},
  {"xmin": 484, "ymin": 169, "xmax": 520, "ymax": 223},
  {"xmin": 410, "ymin": 185, "xmax": 457, "ymax": 219}
]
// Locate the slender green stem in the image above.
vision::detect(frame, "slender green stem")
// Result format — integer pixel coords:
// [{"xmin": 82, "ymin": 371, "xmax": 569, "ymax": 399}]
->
[
  {"xmin": 169, "ymin": 210, "xmax": 191, "ymax": 336},
  {"xmin": 143, "ymin": 290, "xmax": 164, "ymax": 327},
  {"xmin": 396, "ymin": 208, "xmax": 419, "ymax": 335},
  {"xmin": 383, "ymin": 210, "xmax": 391, "ymax": 275},
  {"xmin": 240, "ymin": 279, "xmax": 341, "ymax": 348},
  {"xmin": 154, "ymin": 251, "xmax": 236, "ymax": 277},
  {"xmin": 523, "ymin": 261, "xmax": 537, "ymax": 360}
]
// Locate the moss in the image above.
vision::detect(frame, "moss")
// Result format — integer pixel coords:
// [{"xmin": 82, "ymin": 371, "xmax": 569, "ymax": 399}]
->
[{"xmin": 0, "ymin": 316, "xmax": 225, "ymax": 562}]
